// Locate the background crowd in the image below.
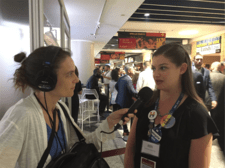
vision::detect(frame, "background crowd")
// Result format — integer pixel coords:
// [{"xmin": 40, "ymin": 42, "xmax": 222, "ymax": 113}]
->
[{"xmin": 83, "ymin": 55, "xmax": 225, "ymax": 154}]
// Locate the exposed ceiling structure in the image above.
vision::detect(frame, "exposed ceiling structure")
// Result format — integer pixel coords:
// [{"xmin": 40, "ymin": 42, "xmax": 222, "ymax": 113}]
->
[
  {"xmin": 129, "ymin": 0, "xmax": 225, "ymax": 25},
  {"xmin": 102, "ymin": 0, "xmax": 225, "ymax": 51},
  {"xmin": 1, "ymin": 0, "xmax": 224, "ymax": 56}
]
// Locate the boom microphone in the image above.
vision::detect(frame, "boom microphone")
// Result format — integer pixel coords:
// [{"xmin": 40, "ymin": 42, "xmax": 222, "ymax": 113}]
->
[{"xmin": 114, "ymin": 87, "xmax": 153, "ymax": 130}]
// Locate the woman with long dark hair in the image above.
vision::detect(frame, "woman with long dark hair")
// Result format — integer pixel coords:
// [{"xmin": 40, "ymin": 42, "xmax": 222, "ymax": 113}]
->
[{"xmin": 124, "ymin": 43, "xmax": 218, "ymax": 168}]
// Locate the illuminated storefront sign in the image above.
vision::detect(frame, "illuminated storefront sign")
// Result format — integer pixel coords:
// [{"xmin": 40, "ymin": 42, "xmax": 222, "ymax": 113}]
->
[
  {"xmin": 196, "ymin": 36, "xmax": 221, "ymax": 55},
  {"xmin": 118, "ymin": 32, "xmax": 166, "ymax": 49}
]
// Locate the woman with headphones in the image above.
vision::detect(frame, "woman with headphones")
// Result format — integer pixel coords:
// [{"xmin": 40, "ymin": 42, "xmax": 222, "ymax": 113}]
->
[{"xmin": 0, "ymin": 46, "xmax": 134, "ymax": 168}]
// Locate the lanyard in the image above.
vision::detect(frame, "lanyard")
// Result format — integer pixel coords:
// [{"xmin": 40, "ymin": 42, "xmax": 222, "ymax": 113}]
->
[
  {"xmin": 148, "ymin": 92, "xmax": 184, "ymax": 143},
  {"xmin": 154, "ymin": 92, "xmax": 184, "ymax": 116}
]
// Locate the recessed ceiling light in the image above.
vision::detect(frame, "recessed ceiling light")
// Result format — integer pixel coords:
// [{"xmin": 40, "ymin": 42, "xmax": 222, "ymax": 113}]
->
[
  {"xmin": 144, "ymin": 13, "xmax": 150, "ymax": 17},
  {"xmin": 179, "ymin": 30, "xmax": 199, "ymax": 35}
]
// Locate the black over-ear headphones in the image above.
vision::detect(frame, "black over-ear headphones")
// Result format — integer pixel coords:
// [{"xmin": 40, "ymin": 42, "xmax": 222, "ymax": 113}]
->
[{"xmin": 35, "ymin": 46, "xmax": 61, "ymax": 92}]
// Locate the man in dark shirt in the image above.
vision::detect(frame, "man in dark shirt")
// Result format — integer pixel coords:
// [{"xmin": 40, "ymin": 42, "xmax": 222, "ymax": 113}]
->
[
  {"xmin": 206, "ymin": 62, "xmax": 225, "ymax": 155},
  {"xmin": 115, "ymin": 65, "xmax": 138, "ymax": 139},
  {"xmin": 86, "ymin": 68, "xmax": 107, "ymax": 116},
  {"xmin": 192, "ymin": 54, "xmax": 217, "ymax": 110}
]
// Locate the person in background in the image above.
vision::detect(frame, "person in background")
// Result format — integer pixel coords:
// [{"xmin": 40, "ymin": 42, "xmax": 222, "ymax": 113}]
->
[
  {"xmin": 71, "ymin": 66, "xmax": 82, "ymax": 123},
  {"xmin": 115, "ymin": 67, "xmax": 120, "ymax": 75},
  {"xmin": 192, "ymin": 71, "xmax": 204, "ymax": 101},
  {"xmin": 115, "ymin": 65, "xmax": 138, "ymax": 140},
  {"xmin": 86, "ymin": 68, "xmax": 107, "ymax": 117},
  {"xmin": 192, "ymin": 54, "xmax": 217, "ymax": 110},
  {"xmin": 102, "ymin": 65, "xmax": 111, "ymax": 112},
  {"xmin": 136, "ymin": 61, "xmax": 155, "ymax": 92},
  {"xmin": 120, "ymin": 68, "xmax": 126, "ymax": 77},
  {"xmin": 219, "ymin": 62, "xmax": 224, "ymax": 74},
  {"xmin": 132, "ymin": 71, "xmax": 140, "ymax": 90},
  {"xmin": 206, "ymin": 61, "xmax": 225, "ymax": 155},
  {"xmin": 109, "ymin": 69, "xmax": 119, "ymax": 112},
  {"xmin": 99, "ymin": 65, "xmax": 104, "ymax": 83},
  {"xmin": 124, "ymin": 43, "xmax": 218, "ymax": 168},
  {"xmin": 220, "ymin": 62, "xmax": 224, "ymax": 74},
  {"xmin": 205, "ymin": 64, "xmax": 210, "ymax": 70},
  {"xmin": 0, "ymin": 46, "xmax": 134, "ymax": 168}
]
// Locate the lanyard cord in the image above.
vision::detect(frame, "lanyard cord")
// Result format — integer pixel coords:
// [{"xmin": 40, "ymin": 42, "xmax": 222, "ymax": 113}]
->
[
  {"xmin": 156, "ymin": 93, "xmax": 184, "ymax": 129},
  {"xmin": 34, "ymin": 93, "xmax": 66, "ymax": 154}
]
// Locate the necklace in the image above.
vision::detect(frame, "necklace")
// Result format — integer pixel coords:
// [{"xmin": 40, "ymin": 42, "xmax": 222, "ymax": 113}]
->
[
  {"xmin": 157, "ymin": 109, "xmax": 170, "ymax": 117},
  {"xmin": 157, "ymin": 105, "xmax": 170, "ymax": 117}
]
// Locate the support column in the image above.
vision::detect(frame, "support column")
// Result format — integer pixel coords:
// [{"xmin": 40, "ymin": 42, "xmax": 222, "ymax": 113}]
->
[{"xmin": 71, "ymin": 40, "xmax": 95, "ymax": 85}]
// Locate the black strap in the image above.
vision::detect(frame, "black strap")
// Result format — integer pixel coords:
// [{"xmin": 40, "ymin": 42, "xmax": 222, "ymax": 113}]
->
[
  {"xmin": 58, "ymin": 101, "xmax": 85, "ymax": 142},
  {"xmin": 37, "ymin": 111, "xmax": 56, "ymax": 168},
  {"xmin": 37, "ymin": 101, "xmax": 86, "ymax": 168}
]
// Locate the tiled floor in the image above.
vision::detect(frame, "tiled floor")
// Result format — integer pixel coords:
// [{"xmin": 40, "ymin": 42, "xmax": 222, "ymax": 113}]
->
[{"xmin": 78, "ymin": 109, "xmax": 225, "ymax": 168}]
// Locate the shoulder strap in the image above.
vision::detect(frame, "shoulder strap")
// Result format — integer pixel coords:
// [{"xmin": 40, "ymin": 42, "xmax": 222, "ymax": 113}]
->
[
  {"xmin": 37, "ymin": 111, "xmax": 56, "ymax": 168},
  {"xmin": 38, "ymin": 102, "xmax": 85, "ymax": 168},
  {"xmin": 58, "ymin": 101, "xmax": 85, "ymax": 142}
]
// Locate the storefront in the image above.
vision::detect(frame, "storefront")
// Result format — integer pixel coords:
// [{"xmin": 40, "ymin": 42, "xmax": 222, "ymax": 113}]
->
[{"xmin": 191, "ymin": 31, "xmax": 225, "ymax": 67}]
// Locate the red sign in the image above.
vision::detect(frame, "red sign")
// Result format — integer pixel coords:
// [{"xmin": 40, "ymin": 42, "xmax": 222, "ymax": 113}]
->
[
  {"xmin": 100, "ymin": 60, "xmax": 109, "ymax": 64},
  {"xmin": 115, "ymin": 52, "xmax": 125, "ymax": 54},
  {"xmin": 101, "ymin": 55, "xmax": 110, "ymax": 60},
  {"xmin": 119, "ymin": 38, "xmax": 136, "ymax": 49},
  {"xmin": 118, "ymin": 32, "xmax": 166, "ymax": 49},
  {"xmin": 95, "ymin": 59, "xmax": 100, "ymax": 64},
  {"xmin": 146, "ymin": 33, "xmax": 166, "ymax": 37},
  {"xmin": 110, "ymin": 53, "xmax": 120, "ymax": 59}
]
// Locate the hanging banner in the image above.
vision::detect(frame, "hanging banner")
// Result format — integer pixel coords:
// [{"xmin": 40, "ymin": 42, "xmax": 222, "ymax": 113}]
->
[
  {"xmin": 118, "ymin": 32, "xmax": 166, "ymax": 49},
  {"xmin": 111, "ymin": 53, "xmax": 120, "ymax": 59},
  {"xmin": 100, "ymin": 60, "xmax": 109, "ymax": 64},
  {"xmin": 196, "ymin": 36, "xmax": 221, "ymax": 55},
  {"xmin": 101, "ymin": 54, "xmax": 110, "ymax": 60},
  {"xmin": 101, "ymin": 52, "xmax": 125, "ymax": 61},
  {"xmin": 119, "ymin": 54, "xmax": 125, "ymax": 60}
]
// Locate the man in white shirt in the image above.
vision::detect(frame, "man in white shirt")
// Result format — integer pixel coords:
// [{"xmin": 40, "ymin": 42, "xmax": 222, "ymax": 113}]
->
[
  {"xmin": 136, "ymin": 61, "xmax": 155, "ymax": 92},
  {"xmin": 102, "ymin": 65, "xmax": 111, "ymax": 111}
]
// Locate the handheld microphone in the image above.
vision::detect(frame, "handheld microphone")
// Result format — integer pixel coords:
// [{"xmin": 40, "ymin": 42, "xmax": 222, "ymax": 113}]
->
[{"xmin": 114, "ymin": 87, "xmax": 153, "ymax": 130}]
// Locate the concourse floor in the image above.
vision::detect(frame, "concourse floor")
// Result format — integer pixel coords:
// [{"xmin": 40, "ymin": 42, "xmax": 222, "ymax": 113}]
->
[{"xmin": 77, "ymin": 109, "xmax": 225, "ymax": 168}]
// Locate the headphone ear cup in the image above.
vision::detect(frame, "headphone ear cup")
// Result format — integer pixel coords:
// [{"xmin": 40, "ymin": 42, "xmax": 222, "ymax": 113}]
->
[{"xmin": 35, "ymin": 68, "xmax": 57, "ymax": 92}]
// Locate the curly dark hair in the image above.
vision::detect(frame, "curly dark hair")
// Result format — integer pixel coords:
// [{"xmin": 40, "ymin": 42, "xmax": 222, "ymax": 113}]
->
[
  {"xmin": 13, "ymin": 46, "xmax": 71, "ymax": 92},
  {"xmin": 111, "ymin": 69, "xmax": 119, "ymax": 81}
]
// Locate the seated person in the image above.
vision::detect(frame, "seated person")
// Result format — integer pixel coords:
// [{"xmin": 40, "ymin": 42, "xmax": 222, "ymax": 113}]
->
[{"xmin": 86, "ymin": 68, "xmax": 107, "ymax": 117}]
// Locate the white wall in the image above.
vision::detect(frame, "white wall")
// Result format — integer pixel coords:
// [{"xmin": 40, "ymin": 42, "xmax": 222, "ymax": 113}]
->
[{"xmin": 0, "ymin": 22, "xmax": 31, "ymax": 120}]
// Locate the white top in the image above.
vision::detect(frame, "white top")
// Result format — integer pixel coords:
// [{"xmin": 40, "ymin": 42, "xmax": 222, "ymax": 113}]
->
[
  {"xmin": 109, "ymin": 80, "xmax": 118, "ymax": 104},
  {"xmin": 0, "ymin": 93, "xmax": 115, "ymax": 168},
  {"xmin": 136, "ymin": 67, "xmax": 156, "ymax": 92},
  {"xmin": 103, "ymin": 71, "xmax": 111, "ymax": 84}
]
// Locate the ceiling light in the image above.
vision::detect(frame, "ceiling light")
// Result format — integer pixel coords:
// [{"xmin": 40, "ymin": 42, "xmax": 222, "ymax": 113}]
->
[
  {"xmin": 179, "ymin": 30, "xmax": 199, "ymax": 35},
  {"xmin": 144, "ymin": 13, "xmax": 150, "ymax": 17}
]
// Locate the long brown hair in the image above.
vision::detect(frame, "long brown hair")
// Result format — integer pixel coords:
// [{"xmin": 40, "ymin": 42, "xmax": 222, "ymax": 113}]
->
[{"xmin": 147, "ymin": 43, "xmax": 206, "ymax": 109}]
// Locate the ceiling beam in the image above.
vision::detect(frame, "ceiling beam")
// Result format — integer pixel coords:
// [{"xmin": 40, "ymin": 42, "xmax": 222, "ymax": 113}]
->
[
  {"xmin": 138, "ymin": 8, "xmax": 225, "ymax": 16},
  {"xmin": 186, "ymin": 0, "xmax": 225, "ymax": 4},
  {"xmin": 130, "ymin": 17, "xmax": 215, "ymax": 24},
  {"xmin": 142, "ymin": 3, "xmax": 225, "ymax": 11},
  {"xmin": 134, "ymin": 12, "xmax": 225, "ymax": 20}
]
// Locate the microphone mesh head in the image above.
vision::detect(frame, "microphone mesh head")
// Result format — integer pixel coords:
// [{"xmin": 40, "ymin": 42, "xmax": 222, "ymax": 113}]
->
[{"xmin": 138, "ymin": 87, "xmax": 153, "ymax": 102}]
